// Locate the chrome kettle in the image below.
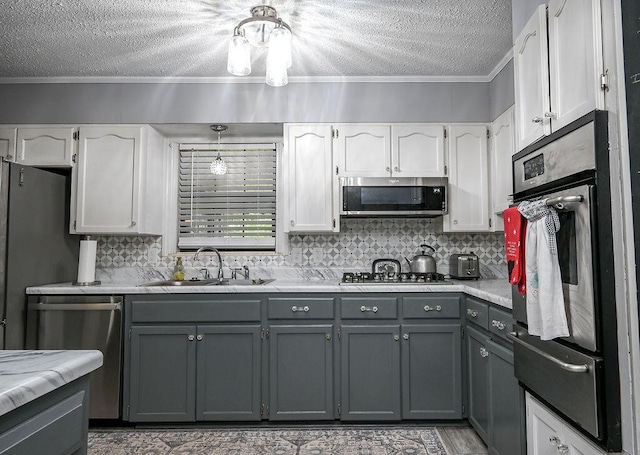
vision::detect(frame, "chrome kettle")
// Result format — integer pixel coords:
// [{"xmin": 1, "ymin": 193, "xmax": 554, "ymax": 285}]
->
[{"xmin": 405, "ymin": 244, "xmax": 437, "ymax": 274}]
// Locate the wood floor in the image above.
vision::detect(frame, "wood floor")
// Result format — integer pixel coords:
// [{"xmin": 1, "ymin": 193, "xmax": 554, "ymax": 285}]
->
[{"xmin": 437, "ymin": 426, "xmax": 488, "ymax": 455}]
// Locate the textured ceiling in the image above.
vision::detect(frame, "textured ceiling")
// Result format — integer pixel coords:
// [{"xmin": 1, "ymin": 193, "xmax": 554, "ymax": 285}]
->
[{"xmin": 0, "ymin": 0, "xmax": 513, "ymax": 81}]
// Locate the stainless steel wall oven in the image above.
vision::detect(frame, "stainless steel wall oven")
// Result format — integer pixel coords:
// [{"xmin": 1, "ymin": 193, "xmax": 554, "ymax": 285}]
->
[{"xmin": 509, "ymin": 111, "xmax": 621, "ymax": 451}]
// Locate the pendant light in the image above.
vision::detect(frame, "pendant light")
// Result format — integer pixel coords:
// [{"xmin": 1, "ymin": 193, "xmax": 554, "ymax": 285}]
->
[{"xmin": 209, "ymin": 125, "xmax": 228, "ymax": 175}]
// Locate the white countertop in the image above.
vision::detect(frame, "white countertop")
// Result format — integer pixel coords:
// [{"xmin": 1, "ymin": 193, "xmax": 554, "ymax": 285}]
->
[
  {"xmin": 27, "ymin": 278, "xmax": 513, "ymax": 309},
  {"xmin": 0, "ymin": 350, "xmax": 103, "ymax": 416}
]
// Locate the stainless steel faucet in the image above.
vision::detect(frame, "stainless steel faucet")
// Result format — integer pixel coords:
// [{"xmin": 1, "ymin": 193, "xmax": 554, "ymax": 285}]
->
[{"xmin": 193, "ymin": 246, "xmax": 224, "ymax": 279}]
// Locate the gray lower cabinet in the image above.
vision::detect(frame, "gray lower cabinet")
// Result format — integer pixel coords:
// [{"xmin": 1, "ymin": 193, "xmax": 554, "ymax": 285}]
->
[
  {"xmin": 129, "ymin": 325, "xmax": 196, "ymax": 422},
  {"xmin": 268, "ymin": 325, "xmax": 334, "ymax": 420},
  {"xmin": 402, "ymin": 324, "xmax": 462, "ymax": 419},
  {"xmin": 129, "ymin": 324, "xmax": 261, "ymax": 422},
  {"xmin": 340, "ymin": 324, "xmax": 402, "ymax": 421},
  {"xmin": 465, "ymin": 297, "xmax": 524, "ymax": 455}
]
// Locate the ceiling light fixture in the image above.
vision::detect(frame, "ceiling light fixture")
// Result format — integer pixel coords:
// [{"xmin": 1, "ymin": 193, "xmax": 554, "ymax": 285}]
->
[
  {"xmin": 209, "ymin": 125, "xmax": 228, "ymax": 175},
  {"xmin": 227, "ymin": 5, "xmax": 292, "ymax": 87}
]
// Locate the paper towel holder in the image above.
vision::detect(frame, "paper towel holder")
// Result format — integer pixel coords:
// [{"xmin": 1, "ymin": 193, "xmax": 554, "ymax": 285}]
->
[{"xmin": 72, "ymin": 235, "xmax": 101, "ymax": 286}]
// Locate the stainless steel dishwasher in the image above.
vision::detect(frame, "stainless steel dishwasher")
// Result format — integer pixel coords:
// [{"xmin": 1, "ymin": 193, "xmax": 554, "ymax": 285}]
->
[{"xmin": 27, "ymin": 295, "xmax": 123, "ymax": 419}]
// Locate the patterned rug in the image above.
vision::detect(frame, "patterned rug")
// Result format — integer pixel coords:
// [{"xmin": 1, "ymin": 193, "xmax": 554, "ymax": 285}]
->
[{"xmin": 88, "ymin": 426, "xmax": 449, "ymax": 455}]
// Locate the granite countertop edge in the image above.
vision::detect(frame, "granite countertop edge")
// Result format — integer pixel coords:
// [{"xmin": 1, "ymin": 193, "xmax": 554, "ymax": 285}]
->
[
  {"xmin": 27, "ymin": 278, "xmax": 512, "ymax": 309},
  {"xmin": 0, "ymin": 350, "xmax": 103, "ymax": 417}
]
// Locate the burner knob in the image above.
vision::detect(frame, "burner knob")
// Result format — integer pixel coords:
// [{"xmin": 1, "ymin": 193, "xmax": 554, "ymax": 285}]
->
[{"xmin": 409, "ymin": 274, "xmax": 417, "ymax": 281}]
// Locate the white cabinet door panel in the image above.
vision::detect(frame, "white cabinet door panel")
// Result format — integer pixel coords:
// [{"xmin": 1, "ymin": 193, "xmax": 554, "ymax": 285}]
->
[
  {"xmin": 392, "ymin": 125, "xmax": 445, "ymax": 177},
  {"xmin": 16, "ymin": 127, "xmax": 75, "ymax": 167},
  {"xmin": 514, "ymin": 5, "xmax": 551, "ymax": 151},
  {"xmin": 548, "ymin": 0, "xmax": 604, "ymax": 131},
  {"xmin": 490, "ymin": 107, "xmax": 515, "ymax": 232},
  {"xmin": 0, "ymin": 128, "xmax": 16, "ymax": 161},
  {"xmin": 335, "ymin": 125, "xmax": 390, "ymax": 177}
]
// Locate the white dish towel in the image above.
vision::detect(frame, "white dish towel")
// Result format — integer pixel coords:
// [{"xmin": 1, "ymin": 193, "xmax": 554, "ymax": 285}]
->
[{"xmin": 518, "ymin": 200, "xmax": 569, "ymax": 340}]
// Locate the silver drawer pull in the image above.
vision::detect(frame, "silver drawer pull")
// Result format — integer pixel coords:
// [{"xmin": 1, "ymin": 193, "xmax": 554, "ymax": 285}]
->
[
  {"xmin": 549, "ymin": 436, "xmax": 561, "ymax": 446},
  {"xmin": 491, "ymin": 319, "xmax": 506, "ymax": 330},
  {"xmin": 188, "ymin": 335, "xmax": 195, "ymax": 341},
  {"xmin": 291, "ymin": 306, "xmax": 310, "ymax": 313},
  {"xmin": 480, "ymin": 347, "xmax": 489, "ymax": 358},
  {"xmin": 467, "ymin": 309, "xmax": 479, "ymax": 318},
  {"xmin": 424, "ymin": 305, "xmax": 442, "ymax": 312},
  {"xmin": 360, "ymin": 305, "xmax": 378, "ymax": 313}
]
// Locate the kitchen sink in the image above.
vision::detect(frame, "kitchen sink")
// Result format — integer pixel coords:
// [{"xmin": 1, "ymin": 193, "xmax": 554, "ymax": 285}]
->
[{"xmin": 139, "ymin": 278, "xmax": 275, "ymax": 287}]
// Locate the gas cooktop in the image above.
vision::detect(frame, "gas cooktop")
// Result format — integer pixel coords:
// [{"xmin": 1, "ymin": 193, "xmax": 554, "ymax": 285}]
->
[{"xmin": 340, "ymin": 272, "xmax": 452, "ymax": 285}]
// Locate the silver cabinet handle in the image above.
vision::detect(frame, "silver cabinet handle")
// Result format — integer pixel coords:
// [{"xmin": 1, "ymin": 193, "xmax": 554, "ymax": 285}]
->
[
  {"xmin": 467, "ymin": 309, "xmax": 479, "ymax": 318},
  {"xmin": 491, "ymin": 319, "xmax": 506, "ymax": 330},
  {"xmin": 385, "ymin": 167, "xmax": 391, "ymax": 172},
  {"xmin": 403, "ymin": 334, "xmax": 409, "ymax": 340},
  {"xmin": 360, "ymin": 305, "xmax": 378, "ymax": 313},
  {"xmin": 532, "ymin": 117, "xmax": 543, "ymax": 124},
  {"xmin": 544, "ymin": 111, "xmax": 556, "ymax": 119},
  {"xmin": 394, "ymin": 166, "xmax": 400, "ymax": 172},
  {"xmin": 393, "ymin": 334, "xmax": 400, "ymax": 341},
  {"xmin": 549, "ymin": 436, "xmax": 561, "ymax": 446},
  {"xmin": 188, "ymin": 335, "xmax": 195, "ymax": 341},
  {"xmin": 557, "ymin": 444, "xmax": 569, "ymax": 454},
  {"xmin": 197, "ymin": 334, "xmax": 203, "ymax": 341},
  {"xmin": 424, "ymin": 305, "xmax": 442, "ymax": 312},
  {"xmin": 507, "ymin": 332, "xmax": 589, "ymax": 373},
  {"xmin": 480, "ymin": 347, "xmax": 489, "ymax": 358},
  {"xmin": 291, "ymin": 306, "xmax": 310, "ymax": 313},
  {"xmin": 325, "ymin": 333, "xmax": 331, "ymax": 340}
]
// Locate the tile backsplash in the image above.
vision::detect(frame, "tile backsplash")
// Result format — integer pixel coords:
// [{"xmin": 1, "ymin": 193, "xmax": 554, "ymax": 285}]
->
[{"xmin": 96, "ymin": 218, "xmax": 506, "ymax": 278}]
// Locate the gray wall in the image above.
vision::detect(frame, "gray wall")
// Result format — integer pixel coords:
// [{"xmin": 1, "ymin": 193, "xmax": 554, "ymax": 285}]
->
[
  {"xmin": 0, "ymin": 81, "xmax": 492, "ymax": 124},
  {"xmin": 489, "ymin": 60, "xmax": 515, "ymax": 121},
  {"xmin": 511, "ymin": 0, "xmax": 547, "ymax": 41}
]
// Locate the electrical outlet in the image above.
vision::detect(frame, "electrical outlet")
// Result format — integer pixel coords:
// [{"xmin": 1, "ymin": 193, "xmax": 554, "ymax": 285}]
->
[
  {"xmin": 147, "ymin": 247, "xmax": 159, "ymax": 264},
  {"xmin": 312, "ymin": 247, "xmax": 324, "ymax": 264},
  {"xmin": 290, "ymin": 247, "xmax": 303, "ymax": 265}
]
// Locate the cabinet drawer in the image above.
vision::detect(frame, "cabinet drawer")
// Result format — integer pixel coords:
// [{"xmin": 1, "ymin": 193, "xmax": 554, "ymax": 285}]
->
[
  {"xmin": 341, "ymin": 297, "xmax": 397, "ymax": 319},
  {"xmin": 402, "ymin": 295, "xmax": 461, "ymax": 319},
  {"xmin": 267, "ymin": 297, "xmax": 335, "ymax": 319},
  {"xmin": 488, "ymin": 306, "xmax": 514, "ymax": 342},
  {"xmin": 130, "ymin": 297, "xmax": 262, "ymax": 322},
  {"xmin": 465, "ymin": 297, "xmax": 489, "ymax": 330}
]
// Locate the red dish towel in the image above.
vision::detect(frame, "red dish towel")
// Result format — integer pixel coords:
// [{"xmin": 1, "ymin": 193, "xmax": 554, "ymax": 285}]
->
[{"xmin": 504, "ymin": 206, "xmax": 527, "ymax": 294}]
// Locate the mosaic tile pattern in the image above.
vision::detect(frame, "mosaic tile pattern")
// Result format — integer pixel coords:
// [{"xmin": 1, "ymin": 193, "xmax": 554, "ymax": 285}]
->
[
  {"xmin": 95, "ymin": 218, "xmax": 505, "ymax": 272},
  {"xmin": 88, "ymin": 427, "xmax": 449, "ymax": 455}
]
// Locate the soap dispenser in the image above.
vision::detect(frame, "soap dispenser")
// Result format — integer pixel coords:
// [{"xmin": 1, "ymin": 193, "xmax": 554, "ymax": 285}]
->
[{"xmin": 173, "ymin": 256, "xmax": 185, "ymax": 281}]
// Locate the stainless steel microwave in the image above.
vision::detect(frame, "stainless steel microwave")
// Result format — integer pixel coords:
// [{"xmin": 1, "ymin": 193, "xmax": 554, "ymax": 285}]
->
[{"xmin": 339, "ymin": 177, "xmax": 448, "ymax": 217}]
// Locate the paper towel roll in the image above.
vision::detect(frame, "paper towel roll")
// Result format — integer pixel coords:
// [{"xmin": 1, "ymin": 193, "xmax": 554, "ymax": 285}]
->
[{"xmin": 77, "ymin": 237, "xmax": 97, "ymax": 284}]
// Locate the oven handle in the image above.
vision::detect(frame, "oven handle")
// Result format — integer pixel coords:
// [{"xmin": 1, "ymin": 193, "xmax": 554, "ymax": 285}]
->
[
  {"xmin": 545, "ymin": 195, "xmax": 583, "ymax": 208},
  {"xmin": 28, "ymin": 302, "xmax": 122, "ymax": 311},
  {"xmin": 507, "ymin": 331, "xmax": 589, "ymax": 373}
]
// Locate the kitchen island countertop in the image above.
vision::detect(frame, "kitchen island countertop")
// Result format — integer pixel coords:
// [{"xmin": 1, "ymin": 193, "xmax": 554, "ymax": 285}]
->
[
  {"xmin": 0, "ymin": 350, "xmax": 103, "ymax": 417},
  {"xmin": 27, "ymin": 278, "xmax": 513, "ymax": 309}
]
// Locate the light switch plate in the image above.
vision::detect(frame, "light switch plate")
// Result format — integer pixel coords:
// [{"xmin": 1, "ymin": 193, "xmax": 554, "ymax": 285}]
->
[{"xmin": 147, "ymin": 247, "xmax": 159, "ymax": 264}]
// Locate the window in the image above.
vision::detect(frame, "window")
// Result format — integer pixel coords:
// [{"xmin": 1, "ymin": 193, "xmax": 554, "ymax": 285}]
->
[{"xmin": 178, "ymin": 143, "xmax": 277, "ymax": 250}]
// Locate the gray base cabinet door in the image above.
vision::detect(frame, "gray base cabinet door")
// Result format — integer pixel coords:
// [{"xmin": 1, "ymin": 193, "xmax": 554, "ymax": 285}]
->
[
  {"xmin": 401, "ymin": 324, "xmax": 463, "ymax": 419},
  {"xmin": 129, "ymin": 325, "xmax": 196, "ymax": 422},
  {"xmin": 467, "ymin": 326, "xmax": 490, "ymax": 442},
  {"xmin": 269, "ymin": 325, "xmax": 334, "ymax": 420},
  {"xmin": 197, "ymin": 325, "xmax": 262, "ymax": 421},
  {"xmin": 488, "ymin": 339, "xmax": 523, "ymax": 455},
  {"xmin": 340, "ymin": 325, "xmax": 401, "ymax": 421}
]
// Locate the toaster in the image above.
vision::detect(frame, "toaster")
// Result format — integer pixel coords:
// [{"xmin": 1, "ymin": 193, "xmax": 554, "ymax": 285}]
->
[{"xmin": 449, "ymin": 253, "xmax": 480, "ymax": 280}]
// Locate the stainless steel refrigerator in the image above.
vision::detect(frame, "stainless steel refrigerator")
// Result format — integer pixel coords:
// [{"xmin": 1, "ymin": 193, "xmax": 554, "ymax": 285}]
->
[{"xmin": 0, "ymin": 161, "xmax": 79, "ymax": 349}]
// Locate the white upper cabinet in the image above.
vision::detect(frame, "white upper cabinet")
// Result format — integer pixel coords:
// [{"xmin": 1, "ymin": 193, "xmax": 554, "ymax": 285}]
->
[
  {"xmin": 0, "ymin": 128, "xmax": 16, "ymax": 161},
  {"xmin": 72, "ymin": 125, "xmax": 163, "ymax": 235},
  {"xmin": 547, "ymin": 0, "xmax": 604, "ymax": 131},
  {"xmin": 15, "ymin": 126, "xmax": 76, "ymax": 167},
  {"xmin": 514, "ymin": 5, "xmax": 551, "ymax": 151},
  {"xmin": 514, "ymin": 1, "xmax": 604, "ymax": 151},
  {"xmin": 334, "ymin": 124, "xmax": 391, "ymax": 177},
  {"xmin": 443, "ymin": 125, "xmax": 490, "ymax": 232},
  {"xmin": 391, "ymin": 125, "xmax": 446, "ymax": 178},
  {"xmin": 284, "ymin": 124, "xmax": 339, "ymax": 233},
  {"xmin": 334, "ymin": 124, "xmax": 446, "ymax": 178},
  {"xmin": 490, "ymin": 106, "xmax": 516, "ymax": 232}
]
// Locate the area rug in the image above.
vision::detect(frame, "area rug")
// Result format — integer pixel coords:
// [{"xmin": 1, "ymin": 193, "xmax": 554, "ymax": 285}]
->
[{"xmin": 88, "ymin": 426, "xmax": 449, "ymax": 455}]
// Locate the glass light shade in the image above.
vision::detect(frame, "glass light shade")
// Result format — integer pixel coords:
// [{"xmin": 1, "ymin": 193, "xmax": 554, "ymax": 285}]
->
[
  {"xmin": 227, "ymin": 34, "xmax": 251, "ymax": 76},
  {"xmin": 266, "ymin": 57, "xmax": 288, "ymax": 87},
  {"xmin": 268, "ymin": 26, "xmax": 292, "ymax": 68},
  {"xmin": 210, "ymin": 155, "xmax": 228, "ymax": 175}
]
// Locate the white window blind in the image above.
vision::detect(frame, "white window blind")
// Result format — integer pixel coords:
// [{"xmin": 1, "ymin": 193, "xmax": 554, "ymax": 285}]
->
[{"xmin": 178, "ymin": 143, "xmax": 277, "ymax": 250}]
